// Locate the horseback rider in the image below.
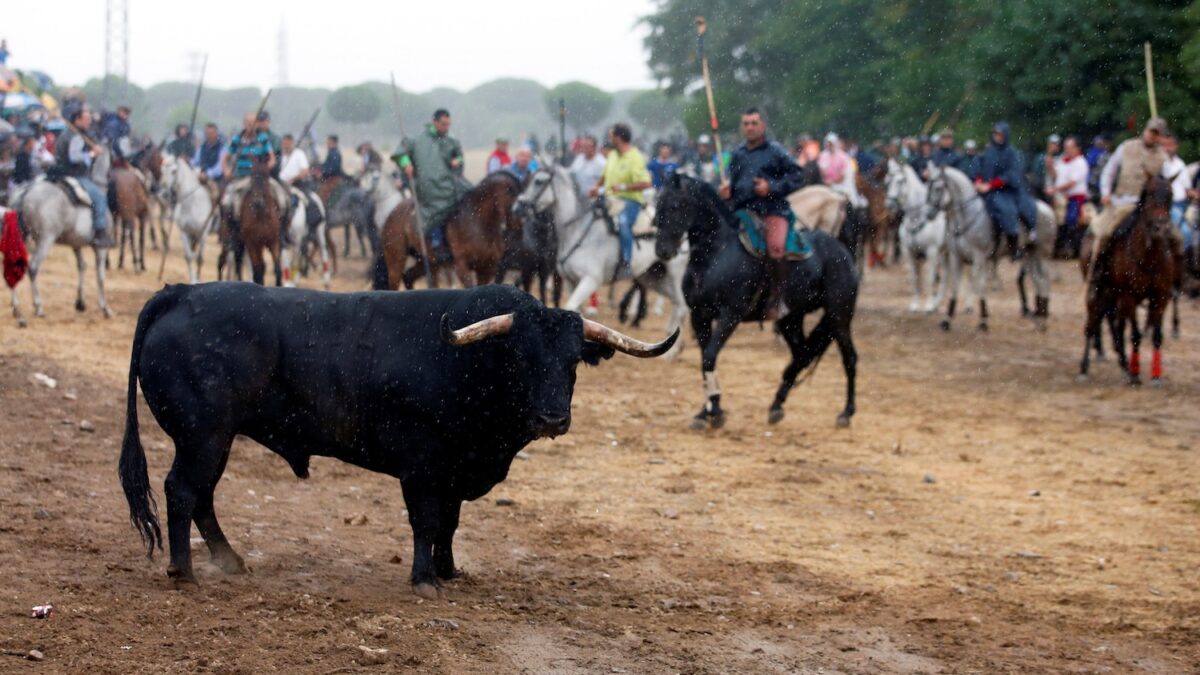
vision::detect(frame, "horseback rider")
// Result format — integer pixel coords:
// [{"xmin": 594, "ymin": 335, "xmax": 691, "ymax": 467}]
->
[
  {"xmin": 974, "ymin": 121, "xmax": 1038, "ymax": 258},
  {"xmin": 221, "ymin": 112, "xmax": 287, "ymax": 238},
  {"xmin": 279, "ymin": 133, "xmax": 322, "ymax": 232},
  {"xmin": 568, "ymin": 134, "xmax": 606, "ymax": 192},
  {"xmin": 53, "ymin": 105, "xmax": 114, "ymax": 248},
  {"xmin": 1094, "ymin": 117, "xmax": 1179, "ymax": 261},
  {"xmin": 930, "ymin": 129, "xmax": 964, "ymax": 171},
  {"xmin": 357, "ymin": 141, "xmax": 383, "ymax": 172},
  {"xmin": 392, "ymin": 108, "xmax": 471, "ymax": 264},
  {"xmin": 166, "ymin": 123, "xmax": 195, "ymax": 159},
  {"xmin": 257, "ymin": 111, "xmax": 283, "ymax": 179},
  {"xmin": 99, "ymin": 105, "xmax": 134, "ymax": 167},
  {"xmin": 587, "ymin": 122, "xmax": 652, "ymax": 279},
  {"xmin": 719, "ymin": 107, "xmax": 806, "ymax": 320}
]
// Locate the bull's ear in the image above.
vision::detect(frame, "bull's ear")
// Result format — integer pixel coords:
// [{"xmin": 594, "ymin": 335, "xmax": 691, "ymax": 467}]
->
[{"xmin": 580, "ymin": 342, "xmax": 615, "ymax": 366}]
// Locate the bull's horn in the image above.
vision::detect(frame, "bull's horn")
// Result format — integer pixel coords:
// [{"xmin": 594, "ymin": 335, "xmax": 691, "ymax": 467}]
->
[
  {"xmin": 441, "ymin": 313, "xmax": 514, "ymax": 346},
  {"xmin": 583, "ymin": 320, "xmax": 679, "ymax": 358}
]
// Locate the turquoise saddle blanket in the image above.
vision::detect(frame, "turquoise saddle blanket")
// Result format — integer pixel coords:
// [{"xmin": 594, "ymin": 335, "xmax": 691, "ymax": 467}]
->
[{"xmin": 734, "ymin": 209, "xmax": 812, "ymax": 260}]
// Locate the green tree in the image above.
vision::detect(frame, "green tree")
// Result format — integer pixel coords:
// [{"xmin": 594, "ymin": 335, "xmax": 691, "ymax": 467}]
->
[
  {"xmin": 326, "ymin": 84, "xmax": 382, "ymax": 126},
  {"xmin": 544, "ymin": 81, "xmax": 613, "ymax": 133},
  {"xmin": 627, "ymin": 89, "xmax": 684, "ymax": 131}
]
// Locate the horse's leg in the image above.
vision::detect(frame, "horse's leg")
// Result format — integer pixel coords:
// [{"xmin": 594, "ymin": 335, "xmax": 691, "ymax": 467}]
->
[
  {"xmin": 563, "ymin": 275, "xmax": 599, "ymax": 313},
  {"xmin": 94, "ymin": 246, "xmax": 112, "ymax": 318},
  {"xmin": 1017, "ymin": 264, "xmax": 1030, "ymax": 317},
  {"xmin": 11, "ymin": 284, "xmax": 25, "ymax": 328},
  {"xmin": 28, "ymin": 236, "xmax": 53, "ymax": 318},
  {"xmin": 272, "ymin": 243, "xmax": 283, "ymax": 287},
  {"xmin": 73, "ymin": 247, "xmax": 87, "ymax": 312},
  {"xmin": 972, "ymin": 255, "xmax": 990, "ymax": 332},
  {"xmin": 137, "ymin": 215, "xmax": 147, "ymax": 272},
  {"xmin": 940, "ymin": 251, "xmax": 962, "ymax": 331},
  {"xmin": 1079, "ymin": 300, "xmax": 1099, "ymax": 381},
  {"xmin": 1110, "ymin": 301, "xmax": 1130, "ymax": 380},
  {"xmin": 247, "ymin": 244, "xmax": 265, "ymax": 286},
  {"xmin": 117, "ymin": 217, "xmax": 128, "ymax": 269},
  {"xmin": 279, "ymin": 239, "xmax": 294, "ymax": 287},
  {"xmin": 693, "ymin": 310, "xmax": 740, "ymax": 431},
  {"xmin": 1171, "ymin": 290, "xmax": 1180, "ymax": 340},
  {"xmin": 343, "ymin": 221, "xmax": 352, "ymax": 257},
  {"xmin": 1127, "ymin": 301, "xmax": 1143, "ymax": 386},
  {"xmin": 1148, "ymin": 297, "xmax": 1166, "ymax": 387},
  {"xmin": 901, "ymin": 242, "xmax": 921, "ymax": 312},
  {"xmin": 768, "ymin": 310, "xmax": 810, "ymax": 424},
  {"xmin": 318, "ymin": 224, "xmax": 332, "ymax": 290},
  {"xmin": 833, "ymin": 319, "xmax": 857, "ymax": 427}
]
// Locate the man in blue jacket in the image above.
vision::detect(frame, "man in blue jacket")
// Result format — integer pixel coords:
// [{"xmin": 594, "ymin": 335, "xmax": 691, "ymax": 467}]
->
[{"xmin": 974, "ymin": 122, "xmax": 1038, "ymax": 258}]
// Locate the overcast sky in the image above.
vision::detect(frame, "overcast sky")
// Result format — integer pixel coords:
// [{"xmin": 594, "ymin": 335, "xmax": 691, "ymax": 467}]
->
[{"xmin": 4, "ymin": 0, "xmax": 659, "ymax": 93}]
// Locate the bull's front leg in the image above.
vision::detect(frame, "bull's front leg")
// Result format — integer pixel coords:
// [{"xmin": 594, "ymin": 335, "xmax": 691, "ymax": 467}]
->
[
  {"xmin": 401, "ymin": 479, "xmax": 446, "ymax": 599},
  {"xmin": 434, "ymin": 498, "xmax": 463, "ymax": 581}
]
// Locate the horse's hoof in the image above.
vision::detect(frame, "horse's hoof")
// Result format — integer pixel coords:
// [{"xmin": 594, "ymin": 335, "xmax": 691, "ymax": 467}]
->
[
  {"xmin": 102, "ymin": 307, "xmax": 115, "ymax": 319},
  {"xmin": 17, "ymin": 317, "xmax": 28, "ymax": 329},
  {"xmin": 835, "ymin": 414, "xmax": 851, "ymax": 429},
  {"xmin": 1075, "ymin": 373, "xmax": 1089, "ymax": 384},
  {"xmin": 688, "ymin": 416, "xmax": 708, "ymax": 431},
  {"xmin": 908, "ymin": 303, "xmax": 920, "ymax": 313},
  {"xmin": 1125, "ymin": 375, "xmax": 1142, "ymax": 387},
  {"xmin": 74, "ymin": 299, "xmax": 86, "ymax": 313},
  {"xmin": 709, "ymin": 412, "xmax": 727, "ymax": 430},
  {"xmin": 34, "ymin": 309, "xmax": 45, "ymax": 319},
  {"xmin": 977, "ymin": 322, "xmax": 988, "ymax": 333},
  {"xmin": 1150, "ymin": 378, "xmax": 1164, "ymax": 389},
  {"xmin": 412, "ymin": 582, "xmax": 440, "ymax": 600},
  {"xmin": 767, "ymin": 408, "xmax": 784, "ymax": 425},
  {"xmin": 939, "ymin": 320, "xmax": 951, "ymax": 332}
]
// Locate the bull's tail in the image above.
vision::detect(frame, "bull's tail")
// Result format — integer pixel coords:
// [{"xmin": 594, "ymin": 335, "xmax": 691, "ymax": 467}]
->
[
  {"xmin": 371, "ymin": 249, "xmax": 390, "ymax": 290},
  {"xmin": 119, "ymin": 287, "xmax": 178, "ymax": 557}
]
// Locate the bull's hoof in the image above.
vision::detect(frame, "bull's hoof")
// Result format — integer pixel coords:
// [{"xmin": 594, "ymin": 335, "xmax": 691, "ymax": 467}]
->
[
  {"xmin": 835, "ymin": 414, "xmax": 851, "ymax": 429},
  {"xmin": 939, "ymin": 320, "xmax": 951, "ymax": 332},
  {"xmin": 977, "ymin": 322, "xmax": 989, "ymax": 333},
  {"xmin": 211, "ymin": 550, "xmax": 247, "ymax": 575},
  {"xmin": 767, "ymin": 407, "xmax": 784, "ymax": 425},
  {"xmin": 74, "ymin": 299, "xmax": 86, "ymax": 312},
  {"xmin": 166, "ymin": 564, "xmax": 198, "ymax": 588},
  {"xmin": 1150, "ymin": 378, "xmax": 1164, "ymax": 389},
  {"xmin": 412, "ymin": 582, "xmax": 440, "ymax": 600},
  {"xmin": 435, "ymin": 566, "xmax": 464, "ymax": 581}
]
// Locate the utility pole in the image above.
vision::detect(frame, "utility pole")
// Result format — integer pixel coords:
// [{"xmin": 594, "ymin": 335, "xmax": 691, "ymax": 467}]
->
[{"xmin": 104, "ymin": 0, "xmax": 130, "ymax": 103}]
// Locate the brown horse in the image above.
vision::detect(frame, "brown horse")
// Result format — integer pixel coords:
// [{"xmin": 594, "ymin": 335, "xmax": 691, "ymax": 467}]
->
[
  {"xmin": 372, "ymin": 199, "xmax": 424, "ymax": 290},
  {"xmin": 856, "ymin": 162, "xmax": 893, "ymax": 268},
  {"xmin": 111, "ymin": 167, "xmax": 151, "ymax": 272},
  {"xmin": 1079, "ymin": 175, "xmax": 1177, "ymax": 386},
  {"xmin": 442, "ymin": 171, "xmax": 522, "ymax": 287},
  {"xmin": 132, "ymin": 142, "xmax": 169, "ymax": 251},
  {"xmin": 239, "ymin": 164, "xmax": 284, "ymax": 286}
]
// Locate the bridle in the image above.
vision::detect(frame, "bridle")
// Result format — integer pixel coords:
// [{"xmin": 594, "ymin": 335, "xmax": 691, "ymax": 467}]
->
[{"xmin": 517, "ymin": 167, "xmax": 597, "ymax": 265}]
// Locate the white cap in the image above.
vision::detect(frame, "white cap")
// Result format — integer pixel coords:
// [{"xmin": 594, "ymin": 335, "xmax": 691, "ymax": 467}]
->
[
  {"xmin": 697, "ymin": 134, "xmax": 712, "ymax": 144},
  {"xmin": 824, "ymin": 132, "xmax": 839, "ymax": 144}
]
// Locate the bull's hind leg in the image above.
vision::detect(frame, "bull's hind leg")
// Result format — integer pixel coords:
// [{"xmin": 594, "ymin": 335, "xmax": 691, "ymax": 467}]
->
[
  {"xmin": 192, "ymin": 445, "xmax": 246, "ymax": 575},
  {"xmin": 163, "ymin": 437, "xmax": 236, "ymax": 585}
]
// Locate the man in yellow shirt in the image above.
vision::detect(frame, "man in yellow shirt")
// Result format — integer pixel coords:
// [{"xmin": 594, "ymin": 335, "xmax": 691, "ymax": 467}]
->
[{"xmin": 590, "ymin": 123, "xmax": 652, "ymax": 275}]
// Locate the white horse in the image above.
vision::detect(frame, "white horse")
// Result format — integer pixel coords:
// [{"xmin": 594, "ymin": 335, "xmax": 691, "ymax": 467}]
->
[
  {"xmin": 515, "ymin": 165, "xmax": 687, "ymax": 358},
  {"xmin": 886, "ymin": 161, "xmax": 946, "ymax": 313},
  {"xmin": 13, "ymin": 148, "xmax": 114, "ymax": 321},
  {"xmin": 279, "ymin": 188, "xmax": 332, "ymax": 290},
  {"xmin": 159, "ymin": 155, "xmax": 214, "ymax": 283},
  {"xmin": 925, "ymin": 164, "xmax": 1054, "ymax": 331}
]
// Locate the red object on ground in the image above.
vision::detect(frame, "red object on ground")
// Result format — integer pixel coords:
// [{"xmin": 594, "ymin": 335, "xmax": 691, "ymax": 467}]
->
[{"xmin": 2, "ymin": 209, "xmax": 29, "ymax": 289}]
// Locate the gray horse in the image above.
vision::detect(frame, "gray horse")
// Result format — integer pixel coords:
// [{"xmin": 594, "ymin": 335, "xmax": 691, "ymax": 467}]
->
[
  {"xmin": 924, "ymin": 164, "xmax": 1054, "ymax": 332},
  {"xmin": 13, "ymin": 148, "xmax": 114, "ymax": 322}
]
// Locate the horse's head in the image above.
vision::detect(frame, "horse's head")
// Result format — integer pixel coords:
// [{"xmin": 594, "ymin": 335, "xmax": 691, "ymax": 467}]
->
[
  {"xmin": 1140, "ymin": 171, "xmax": 1175, "ymax": 235},
  {"xmin": 884, "ymin": 160, "xmax": 906, "ymax": 213},
  {"xmin": 514, "ymin": 167, "xmax": 557, "ymax": 220},
  {"xmin": 923, "ymin": 164, "xmax": 951, "ymax": 223},
  {"xmin": 358, "ymin": 167, "xmax": 382, "ymax": 195},
  {"xmin": 654, "ymin": 172, "xmax": 710, "ymax": 260}
]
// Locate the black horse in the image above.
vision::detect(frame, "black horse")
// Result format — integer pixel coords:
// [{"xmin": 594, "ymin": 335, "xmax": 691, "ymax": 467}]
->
[
  {"xmin": 654, "ymin": 173, "xmax": 860, "ymax": 429},
  {"xmin": 325, "ymin": 185, "xmax": 377, "ymax": 258},
  {"xmin": 500, "ymin": 203, "xmax": 562, "ymax": 307}
]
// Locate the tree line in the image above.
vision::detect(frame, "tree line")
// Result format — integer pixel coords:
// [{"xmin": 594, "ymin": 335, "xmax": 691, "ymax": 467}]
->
[{"xmin": 643, "ymin": 0, "xmax": 1200, "ymax": 152}]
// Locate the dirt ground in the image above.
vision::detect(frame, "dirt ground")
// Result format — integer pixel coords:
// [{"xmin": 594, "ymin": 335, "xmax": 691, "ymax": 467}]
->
[{"xmin": 1, "ymin": 238, "xmax": 1197, "ymax": 674}]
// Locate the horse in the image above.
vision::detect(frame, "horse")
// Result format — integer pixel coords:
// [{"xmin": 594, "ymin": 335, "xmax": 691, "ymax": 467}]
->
[
  {"xmin": 238, "ymin": 162, "xmax": 284, "ymax": 286},
  {"xmin": 442, "ymin": 172, "xmax": 522, "ymax": 287},
  {"xmin": 506, "ymin": 184, "xmax": 563, "ymax": 306},
  {"xmin": 159, "ymin": 155, "xmax": 215, "ymax": 283},
  {"xmin": 13, "ymin": 147, "xmax": 114, "ymax": 320},
  {"xmin": 886, "ymin": 162, "xmax": 947, "ymax": 313},
  {"xmin": 857, "ymin": 162, "xmax": 893, "ymax": 268},
  {"xmin": 924, "ymin": 164, "xmax": 1054, "ymax": 331},
  {"xmin": 360, "ymin": 167, "xmax": 439, "ymax": 290},
  {"xmin": 324, "ymin": 182, "xmax": 374, "ymax": 258},
  {"xmin": 1079, "ymin": 175, "xmax": 1177, "ymax": 386},
  {"xmin": 513, "ymin": 165, "xmax": 688, "ymax": 358},
  {"xmin": 279, "ymin": 188, "xmax": 332, "ymax": 290},
  {"xmin": 654, "ymin": 173, "xmax": 859, "ymax": 429},
  {"xmin": 111, "ymin": 164, "xmax": 152, "ymax": 272},
  {"xmin": 132, "ymin": 141, "xmax": 169, "ymax": 251}
]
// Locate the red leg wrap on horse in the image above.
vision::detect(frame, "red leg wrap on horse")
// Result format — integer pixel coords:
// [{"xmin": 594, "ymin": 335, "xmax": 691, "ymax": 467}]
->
[
  {"xmin": 1151, "ymin": 350, "xmax": 1162, "ymax": 379},
  {"xmin": 1129, "ymin": 351, "xmax": 1140, "ymax": 376}
]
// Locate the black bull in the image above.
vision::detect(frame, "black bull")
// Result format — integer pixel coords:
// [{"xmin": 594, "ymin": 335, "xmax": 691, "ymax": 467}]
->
[{"xmin": 119, "ymin": 282, "xmax": 677, "ymax": 596}]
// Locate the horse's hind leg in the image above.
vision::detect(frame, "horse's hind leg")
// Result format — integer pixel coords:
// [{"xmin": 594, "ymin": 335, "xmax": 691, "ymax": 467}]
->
[
  {"xmin": 1110, "ymin": 302, "xmax": 1131, "ymax": 382},
  {"xmin": 28, "ymin": 237, "xmax": 54, "ymax": 318},
  {"xmin": 940, "ymin": 252, "xmax": 962, "ymax": 331},
  {"xmin": 94, "ymin": 247, "xmax": 113, "ymax": 318},
  {"xmin": 137, "ymin": 216, "xmax": 147, "ymax": 272},
  {"xmin": 272, "ymin": 244, "xmax": 283, "ymax": 287},
  {"xmin": 73, "ymin": 247, "xmax": 87, "ymax": 312},
  {"xmin": 117, "ymin": 218, "xmax": 128, "ymax": 269},
  {"xmin": 833, "ymin": 321, "xmax": 857, "ymax": 428},
  {"xmin": 1147, "ymin": 298, "xmax": 1167, "ymax": 387}
]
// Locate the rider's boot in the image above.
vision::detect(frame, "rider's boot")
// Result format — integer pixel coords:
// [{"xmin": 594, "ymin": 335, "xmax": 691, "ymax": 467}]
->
[
  {"xmin": 92, "ymin": 228, "xmax": 115, "ymax": 249},
  {"xmin": 764, "ymin": 258, "xmax": 787, "ymax": 321},
  {"xmin": 1005, "ymin": 233, "xmax": 1021, "ymax": 261}
]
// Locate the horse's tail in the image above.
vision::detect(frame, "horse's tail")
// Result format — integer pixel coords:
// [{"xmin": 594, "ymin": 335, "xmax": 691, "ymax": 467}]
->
[
  {"xmin": 119, "ymin": 286, "xmax": 179, "ymax": 558},
  {"xmin": 371, "ymin": 248, "xmax": 390, "ymax": 290}
]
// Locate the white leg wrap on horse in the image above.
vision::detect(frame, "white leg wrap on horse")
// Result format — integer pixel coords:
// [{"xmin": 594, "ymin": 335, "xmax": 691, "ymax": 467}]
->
[{"xmin": 703, "ymin": 371, "xmax": 720, "ymax": 411}]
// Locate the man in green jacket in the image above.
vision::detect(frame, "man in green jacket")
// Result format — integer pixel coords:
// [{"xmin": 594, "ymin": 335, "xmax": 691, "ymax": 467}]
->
[{"xmin": 391, "ymin": 108, "xmax": 471, "ymax": 262}]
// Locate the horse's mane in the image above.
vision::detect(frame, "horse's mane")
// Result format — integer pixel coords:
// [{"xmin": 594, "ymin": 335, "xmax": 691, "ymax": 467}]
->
[
  {"xmin": 443, "ymin": 171, "xmax": 519, "ymax": 223},
  {"xmin": 676, "ymin": 174, "xmax": 736, "ymax": 224}
]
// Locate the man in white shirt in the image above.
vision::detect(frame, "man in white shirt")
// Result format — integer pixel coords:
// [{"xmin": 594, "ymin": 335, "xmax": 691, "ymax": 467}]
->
[
  {"xmin": 1047, "ymin": 136, "xmax": 1090, "ymax": 256},
  {"xmin": 1160, "ymin": 132, "xmax": 1192, "ymax": 256},
  {"xmin": 278, "ymin": 133, "xmax": 311, "ymax": 186},
  {"xmin": 278, "ymin": 133, "xmax": 320, "ymax": 241},
  {"xmin": 568, "ymin": 135, "xmax": 606, "ymax": 194}
]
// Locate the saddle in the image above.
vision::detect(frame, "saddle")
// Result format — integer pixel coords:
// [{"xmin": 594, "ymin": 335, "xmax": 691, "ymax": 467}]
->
[
  {"xmin": 600, "ymin": 194, "xmax": 656, "ymax": 237},
  {"xmin": 734, "ymin": 209, "xmax": 812, "ymax": 261},
  {"xmin": 54, "ymin": 177, "xmax": 94, "ymax": 208}
]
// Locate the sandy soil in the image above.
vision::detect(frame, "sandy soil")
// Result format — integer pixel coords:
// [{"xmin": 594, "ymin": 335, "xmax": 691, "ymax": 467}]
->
[{"xmin": 1, "ymin": 239, "xmax": 1197, "ymax": 673}]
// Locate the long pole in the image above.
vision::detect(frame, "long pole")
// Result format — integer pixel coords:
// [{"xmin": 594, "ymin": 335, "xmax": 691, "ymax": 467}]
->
[
  {"xmin": 186, "ymin": 54, "xmax": 208, "ymax": 145},
  {"xmin": 558, "ymin": 97, "xmax": 566, "ymax": 166},
  {"xmin": 390, "ymin": 72, "xmax": 435, "ymax": 288},
  {"xmin": 1144, "ymin": 41, "xmax": 1158, "ymax": 119},
  {"xmin": 695, "ymin": 16, "xmax": 725, "ymax": 183}
]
